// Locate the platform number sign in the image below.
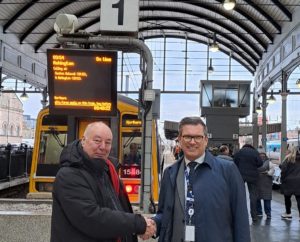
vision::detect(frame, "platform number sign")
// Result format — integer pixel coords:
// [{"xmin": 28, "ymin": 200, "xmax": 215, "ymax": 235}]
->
[
  {"xmin": 112, "ymin": 0, "xmax": 124, "ymax": 25},
  {"xmin": 100, "ymin": 0, "xmax": 139, "ymax": 33}
]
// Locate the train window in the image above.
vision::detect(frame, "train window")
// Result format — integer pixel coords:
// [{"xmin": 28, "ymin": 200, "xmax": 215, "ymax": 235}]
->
[
  {"xmin": 213, "ymin": 88, "xmax": 238, "ymax": 107},
  {"xmin": 36, "ymin": 130, "xmax": 67, "ymax": 176},
  {"xmin": 120, "ymin": 132, "xmax": 141, "ymax": 179},
  {"xmin": 35, "ymin": 182, "xmax": 54, "ymax": 192}
]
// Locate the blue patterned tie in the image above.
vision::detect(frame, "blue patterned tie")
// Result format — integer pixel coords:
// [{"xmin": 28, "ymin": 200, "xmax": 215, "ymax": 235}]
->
[
  {"xmin": 186, "ymin": 161, "xmax": 197, "ymax": 225},
  {"xmin": 188, "ymin": 161, "xmax": 197, "ymax": 184}
]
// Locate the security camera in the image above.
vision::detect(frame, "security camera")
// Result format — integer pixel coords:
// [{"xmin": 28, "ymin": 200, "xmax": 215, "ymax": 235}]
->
[{"xmin": 54, "ymin": 14, "xmax": 78, "ymax": 34}]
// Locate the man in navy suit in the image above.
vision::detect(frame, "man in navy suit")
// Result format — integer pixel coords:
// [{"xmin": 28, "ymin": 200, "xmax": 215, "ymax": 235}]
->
[{"xmin": 146, "ymin": 117, "xmax": 250, "ymax": 242}]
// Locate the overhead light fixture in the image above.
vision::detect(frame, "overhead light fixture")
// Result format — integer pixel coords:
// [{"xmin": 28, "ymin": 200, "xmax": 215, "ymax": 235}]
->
[
  {"xmin": 267, "ymin": 90, "xmax": 276, "ymax": 104},
  {"xmin": 208, "ymin": 58, "xmax": 214, "ymax": 74},
  {"xmin": 223, "ymin": 0, "xmax": 236, "ymax": 10},
  {"xmin": 256, "ymin": 102, "xmax": 262, "ymax": 114},
  {"xmin": 20, "ymin": 87, "xmax": 29, "ymax": 101},
  {"xmin": 20, "ymin": 77, "xmax": 28, "ymax": 101},
  {"xmin": 296, "ymin": 79, "xmax": 300, "ymax": 88},
  {"xmin": 209, "ymin": 33, "xmax": 219, "ymax": 52}
]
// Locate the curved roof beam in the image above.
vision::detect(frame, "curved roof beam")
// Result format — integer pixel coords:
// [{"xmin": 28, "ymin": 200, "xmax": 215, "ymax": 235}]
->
[
  {"xmin": 214, "ymin": 0, "xmax": 273, "ymax": 42},
  {"xmin": 144, "ymin": 1, "xmax": 268, "ymax": 50},
  {"xmin": 78, "ymin": 14, "xmax": 259, "ymax": 69},
  {"xmin": 140, "ymin": 15, "xmax": 259, "ymax": 65},
  {"xmin": 139, "ymin": 25, "xmax": 256, "ymax": 71},
  {"xmin": 242, "ymin": 0, "xmax": 281, "ymax": 33},
  {"xmin": 45, "ymin": 12, "xmax": 257, "ymax": 73},
  {"xmin": 140, "ymin": 4, "xmax": 263, "ymax": 56},
  {"xmin": 36, "ymin": 13, "xmax": 257, "ymax": 70},
  {"xmin": 84, "ymin": 19, "xmax": 257, "ymax": 72},
  {"xmin": 271, "ymin": 0, "xmax": 292, "ymax": 21},
  {"xmin": 35, "ymin": 31, "xmax": 54, "ymax": 52},
  {"xmin": 3, "ymin": 0, "xmax": 39, "ymax": 32},
  {"xmin": 140, "ymin": 24, "xmax": 257, "ymax": 68},
  {"xmin": 20, "ymin": 1, "xmax": 73, "ymax": 43},
  {"xmin": 169, "ymin": 0, "xmax": 273, "ymax": 43},
  {"xmin": 34, "ymin": 3, "xmax": 100, "ymax": 52},
  {"xmin": 142, "ymin": 34, "xmax": 255, "ymax": 74},
  {"xmin": 33, "ymin": 1, "xmax": 267, "ymax": 53}
]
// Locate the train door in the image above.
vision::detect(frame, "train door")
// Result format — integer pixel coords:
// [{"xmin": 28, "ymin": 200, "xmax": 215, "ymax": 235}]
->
[
  {"xmin": 119, "ymin": 114, "xmax": 142, "ymax": 203},
  {"xmin": 29, "ymin": 109, "xmax": 68, "ymax": 193}
]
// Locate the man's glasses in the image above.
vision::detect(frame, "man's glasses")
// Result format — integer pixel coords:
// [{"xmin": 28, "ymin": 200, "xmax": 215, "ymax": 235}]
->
[{"xmin": 182, "ymin": 135, "xmax": 205, "ymax": 143}]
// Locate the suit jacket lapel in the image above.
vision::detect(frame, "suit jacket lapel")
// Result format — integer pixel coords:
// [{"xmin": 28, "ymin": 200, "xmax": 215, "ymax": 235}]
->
[{"xmin": 176, "ymin": 158, "xmax": 185, "ymax": 212}]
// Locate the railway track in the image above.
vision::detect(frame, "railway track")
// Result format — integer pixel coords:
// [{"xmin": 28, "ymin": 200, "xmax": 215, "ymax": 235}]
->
[{"xmin": 0, "ymin": 177, "xmax": 29, "ymax": 198}]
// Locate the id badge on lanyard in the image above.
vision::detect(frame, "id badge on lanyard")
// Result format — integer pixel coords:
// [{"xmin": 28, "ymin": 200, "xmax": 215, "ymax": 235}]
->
[{"xmin": 185, "ymin": 225, "xmax": 195, "ymax": 241}]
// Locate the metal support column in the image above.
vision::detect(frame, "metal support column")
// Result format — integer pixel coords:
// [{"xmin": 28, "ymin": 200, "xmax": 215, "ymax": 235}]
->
[
  {"xmin": 261, "ymin": 89, "xmax": 267, "ymax": 150},
  {"xmin": 280, "ymin": 71, "xmax": 289, "ymax": 162},
  {"xmin": 57, "ymin": 36, "xmax": 154, "ymax": 213},
  {"xmin": 163, "ymin": 36, "xmax": 166, "ymax": 92},
  {"xmin": 184, "ymin": 35, "xmax": 188, "ymax": 91},
  {"xmin": 229, "ymin": 51, "xmax": 232, "ymax": 81},
  {"xmin": 0, "ymin": 66, "xmax": 3, "ymax": 91},
  {"xmin": 121, "ymin": 52, "xmax": 124, "ymax": 92},
  {"xmin": 206, "ymin": 43, "xmax": 209, "ymax": 81},
  {"xmin": 252, "ymin": 88, "xmax": 259, "ymax": 148},
  {"xmin": 41, "ymin": 87, "xmax": 48, "ymax": 108}
]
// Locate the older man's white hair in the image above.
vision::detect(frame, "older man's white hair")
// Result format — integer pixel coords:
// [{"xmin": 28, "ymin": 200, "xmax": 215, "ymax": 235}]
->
[{"xmin": 244, "ymin": 137, "xmax": 253, "ymax": 145}]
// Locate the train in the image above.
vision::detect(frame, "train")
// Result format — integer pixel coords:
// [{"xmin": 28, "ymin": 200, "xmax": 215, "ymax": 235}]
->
[
  {"xmin": 266, "ymin": 138, "xmax": 299, "ymax": 162},
  {"xmin": 28, "ymin": 94, "xmax": 160, "ymax": 205},
  {"xmin": 266, "ymin": 138, "xmax": 299, "ymax": 153}
]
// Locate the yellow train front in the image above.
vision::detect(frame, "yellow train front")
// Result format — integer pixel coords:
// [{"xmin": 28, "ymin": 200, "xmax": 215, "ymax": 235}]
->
[{"xmin": 28, "ymin": 95, "xmax": 160, "ymax": 205}]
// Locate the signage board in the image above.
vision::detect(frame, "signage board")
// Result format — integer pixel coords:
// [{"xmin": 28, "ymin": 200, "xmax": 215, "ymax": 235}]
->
[
  {"xmin": 47, "ymin": 49, "xmax": 117, "ymax": 116},
  {"xmin": 122, "ymin": 119, "xmax": 142, "ymax": 127},
  {"xmin": 100, "ymin": 0, "xmax": 139, "ymax": 33}
]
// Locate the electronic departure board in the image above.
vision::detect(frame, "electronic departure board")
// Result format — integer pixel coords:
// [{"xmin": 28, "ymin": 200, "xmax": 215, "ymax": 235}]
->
[{"xmin": 47, "ymin": 49, "xmax": 117, "ymax": 116}]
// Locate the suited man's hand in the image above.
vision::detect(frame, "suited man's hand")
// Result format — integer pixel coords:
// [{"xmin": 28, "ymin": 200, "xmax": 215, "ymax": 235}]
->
[{"xmin": 139, "ymin": 218, "xmax": 156, "ymax": 240}]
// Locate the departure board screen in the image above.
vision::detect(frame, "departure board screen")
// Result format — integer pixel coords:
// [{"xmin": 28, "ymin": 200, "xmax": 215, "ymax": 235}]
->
[{"xmin": 47, "ymin": 49, "xmax": 117, "ymax": 116}]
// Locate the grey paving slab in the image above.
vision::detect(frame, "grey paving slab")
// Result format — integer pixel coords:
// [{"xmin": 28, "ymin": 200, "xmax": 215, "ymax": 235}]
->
[{"xmin": 250, "ymin": 190, "xmax": 300, "ymax": 242}]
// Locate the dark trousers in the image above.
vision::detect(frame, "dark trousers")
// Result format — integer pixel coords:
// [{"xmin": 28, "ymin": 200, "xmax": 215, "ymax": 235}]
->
[
  {"xmin": 284, "ymin": 195, "xmax": 300, "ymax": 215},
  {"xmin": 246, "ymin": 182, "xmax": 259, "ymax": 219},
  {"xmin": 256, "ymin": 199, "xmax": 271, "ymax": 216}
]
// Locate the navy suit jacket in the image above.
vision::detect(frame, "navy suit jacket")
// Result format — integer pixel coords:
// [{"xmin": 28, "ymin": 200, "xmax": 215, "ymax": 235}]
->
[{"xmin": 153, "ymin": 151, "xmax": 251, "ymax": 242}]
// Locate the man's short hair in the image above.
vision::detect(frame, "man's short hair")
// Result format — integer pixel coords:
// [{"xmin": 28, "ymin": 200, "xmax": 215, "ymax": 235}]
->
[
  {"xmin": 129, "ymin": 143, "xmax": 138, "ymax": 150},
  {"xmin": 219, "ymin": 145, "xmax": 229, "ymax": 153},
  {"xmin": 178, "ymin": 116, "xmax": 208, "ymax": 136}
]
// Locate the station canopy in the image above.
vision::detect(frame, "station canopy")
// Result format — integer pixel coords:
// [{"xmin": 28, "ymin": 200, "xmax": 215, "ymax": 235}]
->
[{"xmin": 0, "ymin": 0, "xmax": 299, "ymax": 75}]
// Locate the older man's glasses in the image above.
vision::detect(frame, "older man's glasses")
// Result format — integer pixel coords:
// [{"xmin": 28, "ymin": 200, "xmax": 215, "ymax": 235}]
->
[{"xmin": 182, "ymin": 135, "xmax": 205, "ymax": 143}]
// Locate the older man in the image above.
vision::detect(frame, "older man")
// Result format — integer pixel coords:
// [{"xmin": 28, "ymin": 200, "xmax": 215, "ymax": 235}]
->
[
  {"xmin": 51, "ymin": 122, "xmax": 155, "ymax": 242},
  {"xmin": 150, "ymin": 117, "xmax": 250, "ymax": 242}
]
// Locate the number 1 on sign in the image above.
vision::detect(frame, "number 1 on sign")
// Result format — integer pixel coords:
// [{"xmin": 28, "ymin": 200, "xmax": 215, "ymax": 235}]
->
[{"xmin": 112, "ymin": 0, "xmax": 124, "ymax": 25}]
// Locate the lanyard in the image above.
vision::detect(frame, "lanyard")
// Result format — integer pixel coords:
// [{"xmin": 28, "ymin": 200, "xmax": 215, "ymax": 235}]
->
[{"xmin": 185, "ymin": 168, "xmax": 195, "ymax": 225}]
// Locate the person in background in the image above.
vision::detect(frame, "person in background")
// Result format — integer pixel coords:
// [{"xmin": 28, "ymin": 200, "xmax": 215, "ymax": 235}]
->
[
  {"xmin": 144, "ymin": 116, "xmax": 250, "ymax": 242},
  {"xmin": 256, "ymin": 149, "xmax": 275, "ymax": 219},
  {"xmin": 280, "ymin": 146, "xmax": 300, "ymax": 220},
  {"xmin": 173, "ymin": 140, "xmax": 182, "ymax": 160},
  {"xmin": 123, "ymin": 143, "xmax": 141, "ymax": 165},
  {"xmin": 50, "ymin": 122, "xmax": 155, "ymax": 242},
  {"xmin": 234, "ymin": 138, "xmax": 263, "ymax": 222},
  {"xmin": 217, "ymin": 145, "xmax": 233, "ymax": 161}
]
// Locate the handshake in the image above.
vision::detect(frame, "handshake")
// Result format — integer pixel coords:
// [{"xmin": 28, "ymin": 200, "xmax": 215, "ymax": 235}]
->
[{"xmin": 139, "ymin": 217, "xmax": 157, "ymax": 240}]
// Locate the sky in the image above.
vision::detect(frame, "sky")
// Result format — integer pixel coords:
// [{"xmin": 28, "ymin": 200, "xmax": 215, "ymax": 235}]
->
[{"xmin": 20, "ymin": 93, "xmax": 43, "ymax": 119}]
